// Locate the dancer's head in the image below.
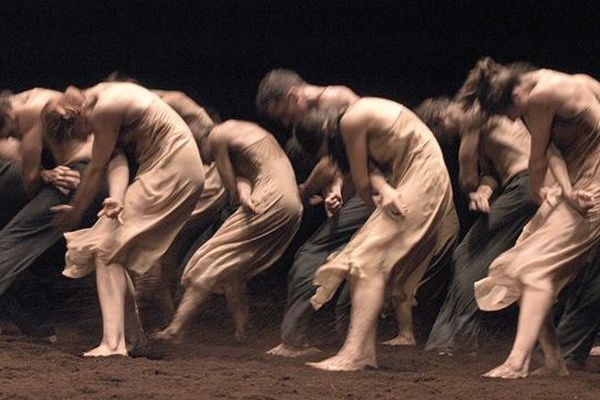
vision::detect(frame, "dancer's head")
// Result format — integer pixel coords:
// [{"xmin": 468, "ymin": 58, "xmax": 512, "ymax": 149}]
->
[
  {"xmin": 457, "ymin": 57, "xmax": 534, "ymax": 120},
  {"xmin": 0, "ymin": 91, "xmax": 16, "ymax": 139},
  {"xmin": 414, "ymin": 97, "xmax": 465, "ymax": 142},
  {"xmin": 256, "ymin": 69, "xmax": 309, "ymax": 126},
  {"xmin": 42, "ymin": 86, "xmax": 90, "ymax": 143},
  {"xmin": 294, "ymin": 108, "xmax": 350, "ymax": 172}
]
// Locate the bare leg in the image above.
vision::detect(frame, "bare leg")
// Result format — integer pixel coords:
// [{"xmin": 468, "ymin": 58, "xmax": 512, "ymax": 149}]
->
[
  {"xmin": 590, "ymin": 346, "xmax": 600, "ymax": 356},
  {"xmin": 307, "ymin": 272, "xmax": 384, "ymax": 371},
  {"xmin": 224, "ymin": 279, "xmax": 249, "ymax": 342},
  {"xmin": 483, "ymin": 288, "xmax": 554, "ymax": 379},
  {"xmin": 531, "ymin": 315, "xmax": 569, "ymax": 376},
  {"xmin": 124, "ymin": 272, "xmax": 144, "ymax": 352},
  {"xmin": 84, "ymin": 257, "xmax": 129, "ymax": 357},
  {"xmin": 382, "ymin": 298, "xmax": 416, "ymax": 346},
  {"xmin": 154, "ymin": 286, "xmax": 211, "ymax": 344}
]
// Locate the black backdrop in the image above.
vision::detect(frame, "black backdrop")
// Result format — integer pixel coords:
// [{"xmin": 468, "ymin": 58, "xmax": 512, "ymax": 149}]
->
[{"xmin": 1, "ymin": 0, "xmax": 599, "ymax": 123}]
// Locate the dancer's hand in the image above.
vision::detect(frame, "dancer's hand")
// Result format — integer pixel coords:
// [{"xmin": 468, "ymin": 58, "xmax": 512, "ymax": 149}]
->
[
  {"xmin": 380, "ymin": 186, "xmax": 408, "ymax": 218},
  {"xmin": 564, "ymin": 189, "xmax": 595, "ymax": 215},
  {"xmin": 41, "ymin": 166, "xmax": 81, "ymax": 192},
  {"xmin": 51, "ymin": 204, "xmax": 82, "ymax": 231},
  {"xmin": 468, "ymin": 186, "xmax": 493, "ymax": 213},
  {"xmin": 97, "ymin": 197, "xmax": 124, "ymax": 224},
  {"xmin": 239, "ymin": 193, "xmax": 259, "ymax": 214},
  {"xmin": 324, "ymin": 192, "xmax": 343, "ymax": 217}
]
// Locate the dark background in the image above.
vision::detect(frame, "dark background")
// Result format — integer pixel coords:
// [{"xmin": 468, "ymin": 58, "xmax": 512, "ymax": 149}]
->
[{"xmin": 1, "ymin": 0, "xmax": 599, "ymax": 125}]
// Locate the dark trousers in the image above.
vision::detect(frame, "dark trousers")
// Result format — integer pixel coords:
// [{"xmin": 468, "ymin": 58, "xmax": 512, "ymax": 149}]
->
[
  {"xmin": 0, "ymin": 161, "xmax": 102, "ymax": 335},
  {"xmin": 425, "ymin": 172, "xmax": 538, "ymax": 353},
  {"xmin": 0, "ymin": 159, "xmax": 28, "ymax": 228},
  {"xmin": 555, "ymin": 245, "xmax": 600, "ymax": 365},
  {"xmin": 281, "ymin": 195, "xmax": 375, "ymax": 347}
]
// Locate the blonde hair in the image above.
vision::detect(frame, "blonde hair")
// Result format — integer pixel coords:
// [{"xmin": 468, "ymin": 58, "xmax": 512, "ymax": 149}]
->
[{"xmin": 42, "ymin": 101, "xmax": 83, "ymax": 143}]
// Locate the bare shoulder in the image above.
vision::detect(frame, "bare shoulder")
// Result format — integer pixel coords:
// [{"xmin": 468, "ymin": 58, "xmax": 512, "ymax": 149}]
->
[
  {"xmin": 327, "ymin": 85, "xmax": 359, "ymax": 102},
  {"xmin": 93, "ymin": 82, "xmax": 154, "ymax": 122}
]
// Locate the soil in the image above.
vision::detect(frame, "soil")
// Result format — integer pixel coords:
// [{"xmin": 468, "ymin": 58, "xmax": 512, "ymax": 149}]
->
[{"xmin": 1, "ymin": 278, "xmax": 599, "ymax": 400}]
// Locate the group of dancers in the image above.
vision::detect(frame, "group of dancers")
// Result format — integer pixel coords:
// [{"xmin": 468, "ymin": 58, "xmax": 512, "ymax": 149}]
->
[{"xmin": 0, "ymin": 58, "xmax": 599, "ymax": 379}]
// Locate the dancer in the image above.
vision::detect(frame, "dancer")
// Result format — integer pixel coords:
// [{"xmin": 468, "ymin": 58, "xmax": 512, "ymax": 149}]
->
[
  {"xmin": 415, "ymin": 97, "xmax": 537, "ymax": 355},
  {"xmin": 297, "ymin": 97, "xmax": 456, "ymax": 371},
  {"xmin": 155, "ymin": 120, "xmax": 302, "ymax": 343},
  {"xmin": 0, "ymin": 88, "xmax": 102, "ymax": 340},
  {"xmin": 465, "ymin": 57, "xmax": 600, "ymax": 378},
  {"xmin": 257, "ymin": 69, "xmax": 371, "ymax": 356},
  {"xmin": 134, "ymin": 90, "xmax": 227, "ymax": 332},
  {"xmin": 259, "ymin": 70, "xmax": 456, "ymax": 356},
  {"xmin": 47, "ymin": 82, "xmax": 204, "ymax": 356}
]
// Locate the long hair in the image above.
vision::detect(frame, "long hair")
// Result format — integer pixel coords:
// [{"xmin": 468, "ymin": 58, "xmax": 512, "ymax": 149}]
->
[
  {"xmin": 294, "ymin": 108, "xmax": 350, "ymax": 173},
  {"xmin": 456, "ymin": 57, "xmax": 534, "ymax": 115}
]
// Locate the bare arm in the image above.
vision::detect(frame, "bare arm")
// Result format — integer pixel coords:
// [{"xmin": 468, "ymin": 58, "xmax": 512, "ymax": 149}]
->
[
  {"xmin": 341, "ymin": 117, "xmax": 372, "ymax": 206},
  {"xmin": 0, "ymin": 138, "xmax": 21, "ymax": 161},
  {"xmin": 56, "ymin": 107, "xmax": 120, "ymax": 229},
  {"xmin": 106, "ymin": 152, "xmax": 129, "ymax": 201},
  {"xmin": 97, "ymin": 152, "xmax": 129, "ymax": 222},
  {"xmin": 523, "ymin": 95, "xmax": 556, "ymax": 204},
  {"xmin": 210, "ymin": 130, "xmax": 238, "ymax": 201},
  {"xmin": 458, "ymin": 127, "xmax": 481, "ymax": 192},
  {"xmin": 298, "ymin": 155, "xmax": 338, "ymax": 202},
  {"xmin": 19, "ymin": 122, "xmax": 44, "ymax": 198}
]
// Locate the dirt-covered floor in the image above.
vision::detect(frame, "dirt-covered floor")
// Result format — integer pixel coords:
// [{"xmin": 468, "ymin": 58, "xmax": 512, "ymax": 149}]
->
[{"xmin": 1, "ymin": 277, "xmax": 599, "ymax": 400}]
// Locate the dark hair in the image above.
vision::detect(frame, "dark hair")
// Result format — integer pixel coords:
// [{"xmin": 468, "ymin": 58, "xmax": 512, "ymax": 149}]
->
[
  {"xmin": 456, "ymin": 57, "xmax": 534, "ymax": 115},
  {"xmin": 256, "ymin": 69, "xmax": 305, "ymax": 115},
  {"xmin": 294, "ymin": 108, "xmax": 350, "ymax": 172},
  {"xmin": 0, "ymin": 90, "xmax": 13, "ymax": 132},
  {"xmin": 414, "ymin": 97, "xmax": 453, "ymax": 142},
  {"xmin": 104, "ymin": 70, "xmax": 139, "ymax": 84}
]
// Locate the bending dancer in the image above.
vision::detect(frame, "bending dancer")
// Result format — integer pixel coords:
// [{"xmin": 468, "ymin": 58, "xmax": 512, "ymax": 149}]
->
[
  {"xmin": 47, "ymin": 82, "xmax": 204, "ymax": 356},
  {"xmin": 133, "ymin": 90, "xmax": 227, "ymax": 332},
  {"xmin": 298, "ymin": 97, "xmax": 456, "ymax": 371},
  {"xmin": 0, "ymin": 88, "xmax": 99, "ymax": 340},
  {"xmin": 257, "ymin": 69, "xmax": 369, "ymax": 356},
  {"xmin": 466, "ymin": 57, "xmax": 600, "ymax": 378},
  {"xmin": 155, "ymin": 120, "xmax": 302, "ymax": 343},
  {"xmin": 415, "ymin": 98, "xmax": 537, "ymax": 355},
  {"xmin": 258, "ymin": 70, "xmax": 456, "ymax": 356}
]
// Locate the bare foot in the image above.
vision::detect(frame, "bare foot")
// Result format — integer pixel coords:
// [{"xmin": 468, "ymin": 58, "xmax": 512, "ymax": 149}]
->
[
  {"xmin": 382, "ymin": 334, "xmax": 416, "ymax": 346},
  {"xmin": 306, "ymin": 353, "xmax": 377, "ymax": 371},
  {"xmin": 152, "ymin": 326, "xmax": 184, "ymax": 345},
  {"xmin": 482, "ymin": 361, "xmax": 528, "ymax": 379},
  {"xmin": 234, "ymin": 329, "xmax": 248, "ymax": 343},
  {"xmin": 531, "ymin": 360, "xmax": 569, "ymax": 377},
  {"xmin": 266, "ymin": 343, "xmax": 322, "ymax": 358},
  {"xmin": 590, "ymin": 346, "xmax": 600, "ymax": 357},
  {"xmin": 83, "ymin": 343, "xmax": 128, "ymax": 357}
]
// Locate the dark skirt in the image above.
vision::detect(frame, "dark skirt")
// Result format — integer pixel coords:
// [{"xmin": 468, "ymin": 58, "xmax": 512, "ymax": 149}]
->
[{"xmin": 425, "ymin": 171, "xmax": 537, "ymax": 353}]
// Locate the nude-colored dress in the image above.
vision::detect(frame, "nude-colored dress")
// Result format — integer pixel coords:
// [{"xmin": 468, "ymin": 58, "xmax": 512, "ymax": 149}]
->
[
  {"xmin": 475, "ymin": 113, "xmax": 600, "ymax": 311},
  {"xmin": 63, "ymin": 98, "xmax": 204, "ymax": 278},
  {"xmin": 310, "ymin": 108, "xmax": 457, "ymax": 310},
  {"xmin": 181, "ymin": 135, "xmax": 303, "ymax": 292}
]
